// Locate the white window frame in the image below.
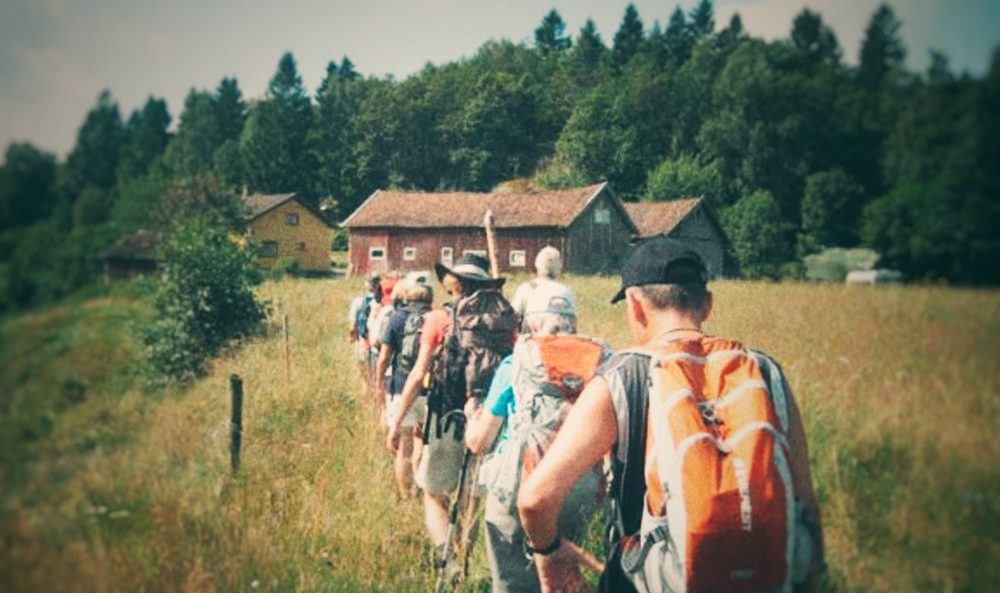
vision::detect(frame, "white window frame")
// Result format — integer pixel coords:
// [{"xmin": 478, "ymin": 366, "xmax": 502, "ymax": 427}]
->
[
  {"xmin": 369, "ymin": 246, "xmax": 386, "ymax": 260},
  {"xmin": 509, "ymin": 250, "xmax": 526, "ymax": 267},
  {"xmin": 440, "ymin": 247, "xmax": 454, "ymax": 266},
  {"xmin": 403, "ymin": 247, "xmax": 417, "ymax": 261},
  {"xmin": 463, "ymin": 249, "xmax": 487, "ymax": 259}
]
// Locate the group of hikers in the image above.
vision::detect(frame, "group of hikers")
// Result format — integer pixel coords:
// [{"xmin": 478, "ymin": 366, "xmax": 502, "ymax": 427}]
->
[{"xmin": 347, "ymin": 237, "xmax": 824, "ymax": 593}]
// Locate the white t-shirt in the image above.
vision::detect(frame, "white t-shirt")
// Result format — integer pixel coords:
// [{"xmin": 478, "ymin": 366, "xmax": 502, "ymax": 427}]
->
[{"xmin": 510, "ymin": 277, "xmax": 576, "ymax": 319}]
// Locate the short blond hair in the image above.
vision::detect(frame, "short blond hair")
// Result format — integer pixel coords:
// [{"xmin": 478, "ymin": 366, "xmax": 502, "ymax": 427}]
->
[{"xmin": 404, "ymin": 283, "xmax": 433, "ymax": 304}]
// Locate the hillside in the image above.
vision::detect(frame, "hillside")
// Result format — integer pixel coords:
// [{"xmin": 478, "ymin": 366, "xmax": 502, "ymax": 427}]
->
[{"xmin": 1, "ymin": 277, "xmax": 998, "ymax": 592}]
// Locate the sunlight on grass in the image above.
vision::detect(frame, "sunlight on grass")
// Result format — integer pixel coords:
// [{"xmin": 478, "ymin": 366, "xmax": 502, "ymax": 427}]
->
[{"xmin": 1, "ymin": 276, "xmax": 997, "ymax": 592}]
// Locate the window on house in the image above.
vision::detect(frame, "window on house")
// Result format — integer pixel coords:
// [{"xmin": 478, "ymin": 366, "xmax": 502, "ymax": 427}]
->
[
  {"xmin": 369, "ymin": 246, "xmax": 386, "ymax": 260},
  {"xmin": 463, "ymin": 249, "xmax": 487, "ymax": 259},
  {"xmin": 594, "ymin": 206, "xmax": 611, "ymax": 225},
  {"xmin": 403, "ymin": 247, "xmax": 417, "ymax": 261},
  {"xmin": 440, "ymin": 247, "xmax": 453, "ymax": 267},
  {"xmin": 509, "ymin": 250, "xmax": 526, "ymax": 267},
  {"xmin": 286, "ymin": 212, "xmax": 299, "ymax": 226},
  {"xmin": 296, "ymin": 242, "xmax": 306, "ymax": 252},
  {"xmin": 259, "ymin": 241, "xmax": 278, "ymax": 258}
]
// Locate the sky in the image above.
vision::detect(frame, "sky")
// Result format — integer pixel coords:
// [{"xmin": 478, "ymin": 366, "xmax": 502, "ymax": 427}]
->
[{"xmin": 1, "ymin": 0, "xmax": 997, "ymax": 158}]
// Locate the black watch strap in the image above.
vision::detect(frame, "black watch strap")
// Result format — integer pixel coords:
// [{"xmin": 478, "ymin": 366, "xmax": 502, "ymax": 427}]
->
[{"xmin": 525, "ymin": 536, "xmax": 561, "ymax": 557}]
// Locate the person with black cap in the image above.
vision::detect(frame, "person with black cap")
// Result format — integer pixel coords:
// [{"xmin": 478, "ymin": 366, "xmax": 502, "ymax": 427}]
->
[
  {"xmin": 516, "ymin": 236, "xmax": 824, "ymax": 593},
  {"xmin": 388, "ymin": 252, "xmax": 516, "ymax": 572}
]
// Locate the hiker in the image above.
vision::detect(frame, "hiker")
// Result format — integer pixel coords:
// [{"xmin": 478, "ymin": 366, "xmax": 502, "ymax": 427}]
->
[
  {"xmin": 347, "ymin": 272, "xmax": 381, "ymax": 394},
  {"xmin": 510, "ymin": 246, "xmax": 576, "ymax": 333},
  {"xmin": 517, "ymin": 236, "xmax": 824, "ymax": 593},
  {"xmin": 369, "ymin": 274, "xmax": 401, "ymax": 418},
  {"xmin": 375, "ymin": 280, "xmax": 433, "ymax": 500},
  {"xmin": 388, "ymin": 253, "xmax": 516, "ymax": 571},
  {"xmin": 464, "ymin": 289, "xmax": 609, "ymax": 593}
]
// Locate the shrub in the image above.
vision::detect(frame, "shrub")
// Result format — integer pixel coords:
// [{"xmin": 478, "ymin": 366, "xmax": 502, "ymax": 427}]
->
[
  {"xmin": 142, "ymin": 218, "xmax": 267, "ymax": 382},
  {"xmin": 270, "ymin": 256, "xmax": 300, "ymax": 280}
]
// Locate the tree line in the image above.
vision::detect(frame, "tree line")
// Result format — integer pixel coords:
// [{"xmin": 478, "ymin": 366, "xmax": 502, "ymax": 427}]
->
[{"xmin": 1, "ymin": 1, "xmax": 998, "ymax": 312}]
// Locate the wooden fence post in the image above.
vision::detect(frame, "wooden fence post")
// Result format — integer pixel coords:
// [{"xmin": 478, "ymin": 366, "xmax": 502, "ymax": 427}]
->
[
  {"xmin": 230, "ymin": 374, "xmax": 243, "ymax": 473},
  {"xmin": 282, "ymin": 313, "xmax": 291, "ymax": 383}
]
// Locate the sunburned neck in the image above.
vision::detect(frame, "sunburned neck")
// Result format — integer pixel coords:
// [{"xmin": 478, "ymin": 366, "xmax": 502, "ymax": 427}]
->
[{"xmin": 640, "ymin": 314, "xmax": 703, "ymax": 345}]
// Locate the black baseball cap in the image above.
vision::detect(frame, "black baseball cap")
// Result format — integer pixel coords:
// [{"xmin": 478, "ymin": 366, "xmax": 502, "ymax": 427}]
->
[{"xmin": 611, "ymin": 236, "xmax": 708, "ymax": 303}]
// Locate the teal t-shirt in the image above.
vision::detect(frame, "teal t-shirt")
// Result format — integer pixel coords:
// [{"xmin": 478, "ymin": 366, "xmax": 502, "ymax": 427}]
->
[{"xmin": 484, "ymin": 354, "xmax": 515, "ymax": 445}]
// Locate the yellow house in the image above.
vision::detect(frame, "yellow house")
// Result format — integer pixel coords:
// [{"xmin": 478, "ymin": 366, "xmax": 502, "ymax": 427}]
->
[{"xmin": 243, "ymin": 193, "xmax": 333, "ymax": 272}]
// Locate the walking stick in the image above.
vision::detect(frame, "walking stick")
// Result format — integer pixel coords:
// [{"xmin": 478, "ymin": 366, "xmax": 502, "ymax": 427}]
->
[{"xmin": 436, "ymin": 446, "xmax": 473, "ymax": 593}]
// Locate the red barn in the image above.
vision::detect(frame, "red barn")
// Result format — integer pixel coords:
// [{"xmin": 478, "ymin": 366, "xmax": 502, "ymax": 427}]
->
[{"xmin": 341, "ymin": 182, "xmax": 637, "ymax": 276}]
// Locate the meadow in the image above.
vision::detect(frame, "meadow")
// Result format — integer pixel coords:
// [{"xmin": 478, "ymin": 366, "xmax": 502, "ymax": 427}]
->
[{"xmin": 0, "ymin": 275, "xmax": 997, "ymax": 592}]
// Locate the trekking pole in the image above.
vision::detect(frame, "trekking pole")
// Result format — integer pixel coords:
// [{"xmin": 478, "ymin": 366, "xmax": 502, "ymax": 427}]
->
[{"xmin": 436, "ymin": 446, "xmax": 473, "ymax": 593}]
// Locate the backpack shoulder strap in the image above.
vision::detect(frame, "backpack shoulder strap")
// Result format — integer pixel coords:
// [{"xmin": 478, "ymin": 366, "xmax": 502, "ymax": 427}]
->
[
  {"xmin": 607, "ymin": 347, "xmax": 655, "ymax": 539},
  {"xmin": 749, "ymin": 349, "xmax": 791, "ymax": 433}
]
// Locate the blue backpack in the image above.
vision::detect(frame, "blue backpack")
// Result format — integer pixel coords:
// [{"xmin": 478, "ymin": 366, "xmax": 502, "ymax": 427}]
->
[{"xmin": 356, "ymin": 294, "xmax": 375, "ymax": 340}]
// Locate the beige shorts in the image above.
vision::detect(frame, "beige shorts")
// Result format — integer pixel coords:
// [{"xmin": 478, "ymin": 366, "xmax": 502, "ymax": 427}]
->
[
  {"xmin": 386, "ymin": 394, "xmax": 427, "ymax": 431},
  {"xmin": 415, "ymin": 414, "xmax": 467, "ymax": 494}
]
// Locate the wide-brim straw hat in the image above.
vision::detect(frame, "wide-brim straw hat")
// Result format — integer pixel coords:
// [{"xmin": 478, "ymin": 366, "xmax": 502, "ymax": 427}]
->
[{"xmin": 434, "ymin": 253, "xmax": 505, "ymax": 288}]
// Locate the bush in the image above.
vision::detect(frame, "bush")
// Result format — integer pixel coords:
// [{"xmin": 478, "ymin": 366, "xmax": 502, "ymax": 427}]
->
[
  {"xmin": 270, "ymin": 256, "xmax": 300, "ymax": 280},
  {"xmin": 803, "ymin": 247, "xmax": 880, "ymax": 282},
  {"xmin": 329, "ymin": 228, "xmax": 348, "ymax": 251},
  {"xmin": 142, "ymin": 218, "xmax": 267, "ymax": 382}
]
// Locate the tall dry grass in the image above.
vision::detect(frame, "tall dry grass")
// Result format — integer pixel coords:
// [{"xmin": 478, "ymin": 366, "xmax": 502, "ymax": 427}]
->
[{"xmin": 1, "ymin": 276, "xmax": 997, "ymax": 592}]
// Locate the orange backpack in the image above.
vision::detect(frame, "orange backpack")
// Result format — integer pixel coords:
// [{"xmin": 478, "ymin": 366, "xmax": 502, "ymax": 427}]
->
[{"xmin": 617, "ymin": 336, "xmax": 798, "ymax": 593}]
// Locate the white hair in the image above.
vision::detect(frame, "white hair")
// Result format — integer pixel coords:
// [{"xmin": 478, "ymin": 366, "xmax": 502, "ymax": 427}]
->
[{"xmin": 535, "ymin": 246, "xmax": 562, "ymax": 279}]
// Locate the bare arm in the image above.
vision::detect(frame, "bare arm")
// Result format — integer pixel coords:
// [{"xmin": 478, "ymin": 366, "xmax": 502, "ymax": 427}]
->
[
  {"xmin": 464, "ymin": 402, "xmax": 504, "ymax": 455},
  {"xmin": 374, "ymin": 343, "xmax": 392, "ymax": 396},
  {"xmin": 518, "ymin": 375, "xmax": 617, "ymax": 545},
  {"xmin": 387, "ymin": 342, "xmax": 433, "ymax": 452}
]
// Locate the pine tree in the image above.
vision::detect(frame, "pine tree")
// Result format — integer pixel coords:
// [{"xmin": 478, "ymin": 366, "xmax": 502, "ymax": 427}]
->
[
  {"xmin": 534, "ymin": 9, "xmax": 571, "ymax": 54},
  {"xmin": 688, "ymin": 0, "xmax": 715, "ymax": 40},
  {"xmin": 117, "ymin": 96, "xmax": 171, "ymax": 181},
  {"xmin": 665, "ymin": 6, "xmax": 693, "ymax": 65},
  {"xmin": 612, "ymin": 4, "xmax": 644, "ymax": 70},
  {"xmin": 215, "ymin": 77, "xmax": 246, "ymax": 143},
  {"xmin": 241, "ymin": 52, "xmax": 315, "ymax": 195},
  {"xmin": 858, "ymin": 3, "xmax": 906, "ymax": 88},
  {"xmin": 65, "ymin": 90, "xmax": 125, "ymax": 194},
  {"xmin": 312, "ymin": 58, "xmax": 364, "ymax": 213},
  {"xmin": 791, "ymin": 8, "xmax": 841, "ymax": 66},
  {"xmin": 569, "ymin": 19, "xmax": 605, "ymax": 74},
  {"xmin": 339, "ymin": 56, "xmax": 360, "ymax": 81},
  {"xmin": 162, "ymin": 89, "xmax": 221, "ymax": 178}
]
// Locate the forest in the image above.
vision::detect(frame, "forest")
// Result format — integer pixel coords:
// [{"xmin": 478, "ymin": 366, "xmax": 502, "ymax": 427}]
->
[{"xmin": 1, "ymin": 1, "xmax": 998, "ymax": 313}]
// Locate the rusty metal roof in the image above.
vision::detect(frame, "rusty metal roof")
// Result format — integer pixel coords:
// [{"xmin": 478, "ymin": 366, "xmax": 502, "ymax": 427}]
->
[
  {"xmin": 623, "ymin": 198, "xmax": 703, "ymax": 238},
  {"xmin": 103, "ymin": 229, "xmax": 163, "ymax": 261},
  {"xmin": 243, "ymin": 193, "xmax": 297, "ymax": 219},
  {"xmin": 341, "ymin": 182, "xmax": 621, "ymax": 229}
]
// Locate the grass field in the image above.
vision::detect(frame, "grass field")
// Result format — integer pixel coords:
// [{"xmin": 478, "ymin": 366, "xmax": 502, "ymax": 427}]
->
[{"xmin": 1, "ymin": 275, "xmax": 997, "ymax": 592}]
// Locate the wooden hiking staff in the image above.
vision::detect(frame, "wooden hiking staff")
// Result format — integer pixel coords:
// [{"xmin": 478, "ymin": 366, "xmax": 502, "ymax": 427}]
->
[{"xmin": 483, "ymin": 209, "xmax": 500, "ymax": 279}]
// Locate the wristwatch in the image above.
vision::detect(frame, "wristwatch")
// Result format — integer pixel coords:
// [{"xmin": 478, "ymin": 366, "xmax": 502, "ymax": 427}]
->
[{"xmin": 524, "ymin": 536, "xmax": 561, "ymax": 559}]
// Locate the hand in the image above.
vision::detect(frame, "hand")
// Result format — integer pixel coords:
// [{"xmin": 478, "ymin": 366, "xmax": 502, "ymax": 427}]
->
[
  {"xmin": 534, "ymin": 541, "xmax": 595, "ymax": 593},
  {"xmin": 463, "ymin": 397, "xmax": 480, "ymax": 419},
  {"xmin": 386, "ymin": 424, "xmax": 401, "ymax": 454}
]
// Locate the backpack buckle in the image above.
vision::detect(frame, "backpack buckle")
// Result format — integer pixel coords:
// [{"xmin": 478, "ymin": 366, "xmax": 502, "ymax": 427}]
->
[{"xmin": 698, "ymin": 402, "xmax": 719, "ymax": 425}]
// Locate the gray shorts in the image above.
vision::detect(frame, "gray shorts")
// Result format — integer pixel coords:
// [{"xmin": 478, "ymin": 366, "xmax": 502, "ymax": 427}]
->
[{"xmin": 415, "ymin": 415, "xmax": 466, "ymax": 494}]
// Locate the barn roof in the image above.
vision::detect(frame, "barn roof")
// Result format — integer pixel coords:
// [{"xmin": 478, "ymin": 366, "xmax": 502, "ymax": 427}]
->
[
  {"xmin": 341, "ymin": 182, "xmax": 634, "ymax": 231},
  {"xmin": 242, "ymin": 192, "xmax": 333, "ymax": 228},
  {"xmin": 103, "ymin": 229, "xmax": 162, "ymax": 261},
  {"xmin": 623, "ymin": 198, "xmax": 703, "ymax": 238}
]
